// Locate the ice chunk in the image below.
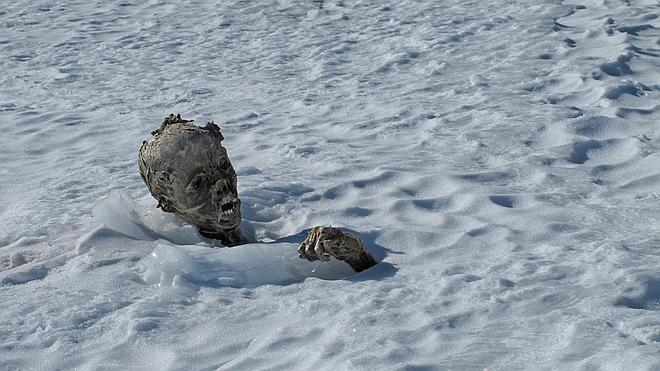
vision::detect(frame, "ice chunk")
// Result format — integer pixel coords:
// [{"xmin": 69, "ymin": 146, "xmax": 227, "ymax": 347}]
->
[
  {"xmin": 92, "ymin": 192, "xmax": 202, "ymax": 245},
  {"xmin": 140, "ymin": 242, "xmax": 356, "ymax": 289}
]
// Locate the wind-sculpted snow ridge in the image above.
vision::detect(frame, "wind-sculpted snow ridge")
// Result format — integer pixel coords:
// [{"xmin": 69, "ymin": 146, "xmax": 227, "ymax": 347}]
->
[
  {"xmin": 1, "ymin": 0, "xmax": 659, "ymax": 369},
  {"xmin": 526, "ymin": 0, "xmax": 660, "ymax": 349}
]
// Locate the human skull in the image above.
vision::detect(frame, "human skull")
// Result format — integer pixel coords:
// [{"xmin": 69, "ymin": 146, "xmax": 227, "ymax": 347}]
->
[{"xmin": 138, "ymin": 114, "xmax": 241, "ymax": 236}]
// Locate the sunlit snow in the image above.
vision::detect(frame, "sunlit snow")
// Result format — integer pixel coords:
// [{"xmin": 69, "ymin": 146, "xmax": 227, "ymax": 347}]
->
[{"xmin": 1, "ymin": 0, "xmax": 659, "ymax": 369}]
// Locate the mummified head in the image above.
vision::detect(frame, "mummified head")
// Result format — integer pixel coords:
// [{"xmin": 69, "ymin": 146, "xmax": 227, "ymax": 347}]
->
[{"xmin": 138, "ymin": 114, "xmax": 240, "ymax": 233}]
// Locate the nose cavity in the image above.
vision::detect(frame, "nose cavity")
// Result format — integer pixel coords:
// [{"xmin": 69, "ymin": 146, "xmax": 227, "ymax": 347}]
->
[{"xmin": 213, "ymin": 178, "xmax": 232, "ymax": 200}]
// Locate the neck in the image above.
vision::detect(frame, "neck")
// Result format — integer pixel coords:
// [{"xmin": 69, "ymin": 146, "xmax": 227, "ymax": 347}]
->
[{"xmin": 199, "ymin": 227, "xmax": 248, "ymax": 246}]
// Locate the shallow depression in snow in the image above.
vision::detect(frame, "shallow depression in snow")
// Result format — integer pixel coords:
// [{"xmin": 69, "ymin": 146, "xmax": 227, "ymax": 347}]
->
[
  {"xmin": 140, "ymin": 243, "xmax": 356, "ymax": 289},
  {"xmin": 89, "ymin": 192, "xmax": 360, "ymax": 288}
]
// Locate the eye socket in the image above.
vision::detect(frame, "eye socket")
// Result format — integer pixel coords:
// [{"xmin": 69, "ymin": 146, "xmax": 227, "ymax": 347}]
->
[{"xmin": 186, "ymin": 173, "xmax": 210, "ymax": 192}]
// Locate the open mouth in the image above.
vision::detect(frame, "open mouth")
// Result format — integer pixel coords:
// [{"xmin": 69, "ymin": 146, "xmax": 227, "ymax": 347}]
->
[{"xmin": 219, "ymin": 195, "xmax": 239, "ymax": 218}]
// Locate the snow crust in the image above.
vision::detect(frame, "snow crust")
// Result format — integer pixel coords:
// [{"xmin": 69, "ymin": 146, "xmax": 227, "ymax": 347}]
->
[
  {"xmin": 1, "ymin": 0, "xmax": 659, "ymax": 369},
  {"xmin": 91, "ymin": 193, "xmax": 357, "ymax": 288}
]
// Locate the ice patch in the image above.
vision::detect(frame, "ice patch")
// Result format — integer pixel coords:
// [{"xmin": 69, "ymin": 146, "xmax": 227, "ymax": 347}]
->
[
  {"xmin": 91, "ymin": 192, "xmax": 203, "ymax": 245},
  {"xmin": 139, "ymin": 242, "xmax": 356, "ymax": 289},
  {"xmin": 87, "ymin": 192, "xmax": 360, "ymax": 289}
]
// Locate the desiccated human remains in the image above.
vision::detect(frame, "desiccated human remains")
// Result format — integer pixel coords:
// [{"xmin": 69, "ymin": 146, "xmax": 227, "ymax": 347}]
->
[
  {"xmin": 298, "ymin": 226, "xmax": 376, "ymax": 272},
  {"xmin": 138, "ymin": 114, "xmax": 246, "ymax": 246},
  {"xmin": 139, "ymin": 114, "xmax": 376, "ymax": 271}
]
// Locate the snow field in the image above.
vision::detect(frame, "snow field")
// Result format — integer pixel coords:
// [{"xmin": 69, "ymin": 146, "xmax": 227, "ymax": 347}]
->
[{"xmin": 1, "ymin": 0, "xmax": 659, "ymax": 369}]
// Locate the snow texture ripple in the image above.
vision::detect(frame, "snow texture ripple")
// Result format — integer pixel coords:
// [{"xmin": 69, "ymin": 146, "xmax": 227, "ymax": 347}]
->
[{"xmin": 1, "ymin": 0, "xmax": 659, "ymax": 369}]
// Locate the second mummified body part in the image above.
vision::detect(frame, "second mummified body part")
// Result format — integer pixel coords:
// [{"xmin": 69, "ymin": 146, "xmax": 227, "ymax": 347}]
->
[
  {"xmin": 298, "ymin": 226, "xmax": 377, "ymax": 272},
  {"xmin": 138, "ymin": 114, "xmax": 246, "ymax": 246}
]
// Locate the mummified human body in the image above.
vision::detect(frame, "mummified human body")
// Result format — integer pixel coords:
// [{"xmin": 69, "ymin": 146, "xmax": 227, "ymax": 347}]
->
[
  {"xmin": 139, "ymin": 114, "xmax": 376, "ymax": 271},
  {"xmin": 138, "ymin": 114, "xmax": 246, "ymax": 246},
  {"xmin": 298, "ymin": 226, "xmax": 376, "ymax": 272}
]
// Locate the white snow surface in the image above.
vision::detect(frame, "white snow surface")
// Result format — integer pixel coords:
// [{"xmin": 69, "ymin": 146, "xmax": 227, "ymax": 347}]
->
[{"xmin": 1, "ymin": 0, "xmax": 659, "ymax": 369}]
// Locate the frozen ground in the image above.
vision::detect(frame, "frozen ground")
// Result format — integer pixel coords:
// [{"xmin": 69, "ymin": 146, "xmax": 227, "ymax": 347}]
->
[{"xmin": 1, "ymin": 0, "xmax": 659, "ymax": 369}]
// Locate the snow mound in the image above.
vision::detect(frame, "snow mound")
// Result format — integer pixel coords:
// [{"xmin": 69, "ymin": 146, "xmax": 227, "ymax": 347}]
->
[
  {"xmin": 140, "ymin": 242, "xmax": 356, "ymax": 289},
  {"xmin": 91, "ymin": 191, "xmax": 202, "ymax": 245},
  {"xmin": 87, "ymin": 192, "xmax": 357, "ymax": 288}
]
